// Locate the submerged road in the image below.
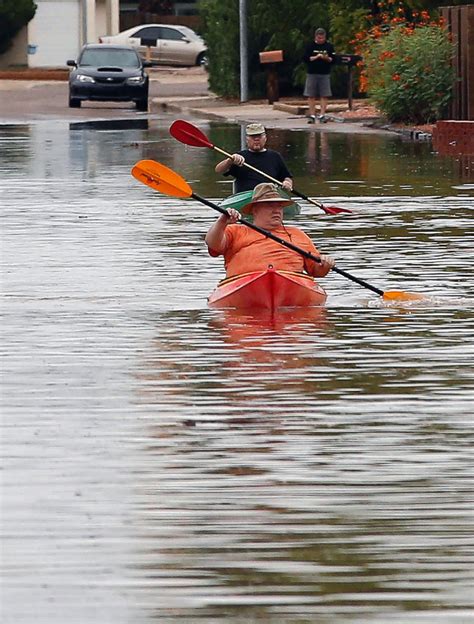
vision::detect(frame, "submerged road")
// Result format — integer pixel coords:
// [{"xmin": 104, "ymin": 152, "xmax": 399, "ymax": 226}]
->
[
  {"xmin": 1, "ymin": 81, "xmax": 474, "ymax": 623},
  {"xmin": 0, "ymin": 66, "xmax": 209, "ymax": 122}
]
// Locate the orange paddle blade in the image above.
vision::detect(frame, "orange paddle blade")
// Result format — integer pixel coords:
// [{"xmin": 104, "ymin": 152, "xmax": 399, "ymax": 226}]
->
[
  {"xmin": 383, "ymin": 291, "xmax": 428, "ymax": 302},
  {"xmin": 131, "ymin": 160, "xmax": 192, "ymax": 198}
]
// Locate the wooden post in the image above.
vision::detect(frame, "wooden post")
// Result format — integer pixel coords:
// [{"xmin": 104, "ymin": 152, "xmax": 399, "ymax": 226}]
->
[
  {"xmin": 347, "ymin": 66, "xmax": 353, "ymax": 111},
  {"xmin": 335, "ymin": 54, "xmax": 362, "ymax": 111},
  {"xmin": 266, "ymin": 65, "xmax": 279, "ymax": 104},
  {"xmin": 440, "ymin": 5, "xmax": 474, "ymax": 120},
  {"xmin": 259, "ymin": 50, "xmax": 283, "ymax": 105}
]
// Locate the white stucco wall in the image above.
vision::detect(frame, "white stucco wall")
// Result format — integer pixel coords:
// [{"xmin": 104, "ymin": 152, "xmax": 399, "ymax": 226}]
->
[
  {"xmin": 27, "ymin": 0, "xmax": 81, "ymax": 67},
  {"xmin": 0, "ymin": 0, "xmax": 120, "ymax": 69}
]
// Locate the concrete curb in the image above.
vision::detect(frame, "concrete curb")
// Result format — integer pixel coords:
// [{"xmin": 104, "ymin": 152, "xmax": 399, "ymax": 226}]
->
[
  {"xmin": 156, "ymin": 101, "xmax": 233, "ymax": 121},
  {"xmin": 151, "ymin": 96, "xmax": 397, "ymax": 135}
]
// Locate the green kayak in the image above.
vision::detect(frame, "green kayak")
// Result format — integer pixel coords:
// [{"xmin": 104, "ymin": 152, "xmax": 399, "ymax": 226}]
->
[{"xmin": 219, "ymin": 189, "xmax": 301, "ymax": 220}]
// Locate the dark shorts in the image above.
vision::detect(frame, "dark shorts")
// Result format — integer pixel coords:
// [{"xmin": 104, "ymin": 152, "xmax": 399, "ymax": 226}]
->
[{"xmin": 304, "ymin": 74, "xmax": 332, "ymax": 98}]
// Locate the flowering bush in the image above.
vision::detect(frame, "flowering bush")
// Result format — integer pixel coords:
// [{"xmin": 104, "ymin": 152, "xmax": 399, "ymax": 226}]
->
[{"xmin": 353, "ymin": 4, "xmax": 455, "ymax": 124}]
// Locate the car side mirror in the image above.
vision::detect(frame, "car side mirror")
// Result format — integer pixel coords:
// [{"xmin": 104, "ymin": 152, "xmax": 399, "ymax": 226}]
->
[
  {"xmin": 66, "ymin": 60, "xmax": 77, "ymax": 67},
  {"xmin": 182, "ymin": 37, "xmax": 190, "ymax": 43}
]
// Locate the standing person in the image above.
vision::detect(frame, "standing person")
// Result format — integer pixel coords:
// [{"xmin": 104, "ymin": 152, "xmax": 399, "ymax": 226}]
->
[
  {"xmin": 205, "ymin": 183, "xmax": 334, "ymax": 279},
  {"xmin": 214, "ymin": 123, "xmax": 293, "ymax": 194},
  {"xmin": 303, "ymin": 28, "xmax": 335, "ymax": 124}
]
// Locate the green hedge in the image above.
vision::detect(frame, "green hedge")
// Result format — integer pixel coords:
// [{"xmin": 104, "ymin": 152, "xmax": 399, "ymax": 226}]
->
[
  {"xmin": 0, "ymin": 0, "xmax": 36, "ymax": 55},
  {"xmin": 364, "ymin": 23, "xmax": 455, "ymax": 123},
  {"xmin": 199, "ymin": 0, "xmax": 372, "ymax": 99}
]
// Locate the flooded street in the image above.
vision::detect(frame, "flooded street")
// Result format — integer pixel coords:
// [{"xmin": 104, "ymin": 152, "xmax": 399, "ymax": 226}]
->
[{"xmin": 1, "ymin": 115, "xmax": 474, "ymax": 623}]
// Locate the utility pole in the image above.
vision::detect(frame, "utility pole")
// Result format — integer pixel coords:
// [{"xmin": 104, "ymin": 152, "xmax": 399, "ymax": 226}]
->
[{"xmin": 239, "ymin": 0, "xmax": 248, "ymax": 103}]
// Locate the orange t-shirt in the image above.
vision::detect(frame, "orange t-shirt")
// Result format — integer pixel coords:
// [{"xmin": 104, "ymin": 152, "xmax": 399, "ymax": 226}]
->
[{"xmin": 208, "ymin": 224, "xmax": 324, "ymax": 278}]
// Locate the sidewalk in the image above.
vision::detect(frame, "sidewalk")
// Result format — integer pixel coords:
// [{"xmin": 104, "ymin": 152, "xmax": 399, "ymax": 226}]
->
[
  {"xmin": 151, "ymin": 92, "xmax": 392, "ymax": 135},
  {"xmin": 149, "ymin": 67, "xmax": 435, "ymax": 138}
]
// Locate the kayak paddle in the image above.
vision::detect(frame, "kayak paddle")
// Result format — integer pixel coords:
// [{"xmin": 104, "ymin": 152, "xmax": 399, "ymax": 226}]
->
[
  {"xmin": 169, "ymin": 119, "xmax": 352, "ymax": 216},
  {"xmin": 131, "ymin": 159, "xmax": 425, "ymax": 302}
]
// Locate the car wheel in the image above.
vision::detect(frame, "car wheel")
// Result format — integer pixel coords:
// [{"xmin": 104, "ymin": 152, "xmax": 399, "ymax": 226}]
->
[
  {"xmin": 196, "ymin": 52, "xmax": 208, "ymax": 67},
  {"xmin": 69, "ymin": 97, "xmax": 81, "ymax": 108},
  {"xmin": 136, "ymin": 98, "xmax": 148, "ymax": 112}
]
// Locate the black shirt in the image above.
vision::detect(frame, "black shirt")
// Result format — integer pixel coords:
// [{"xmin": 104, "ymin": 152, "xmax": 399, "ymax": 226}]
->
[
  {"xmin": 303, "ymin": 41, "xmax": 335, "ymax": 75},
  {"xmin": 225, "ymin": 149, "xmax": 292, "ymax": 193}
]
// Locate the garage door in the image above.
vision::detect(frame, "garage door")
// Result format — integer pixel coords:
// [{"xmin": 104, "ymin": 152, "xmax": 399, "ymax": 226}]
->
[{"xmin": 28, "ymin": 0, "xmax": 81, "ymax": 68}]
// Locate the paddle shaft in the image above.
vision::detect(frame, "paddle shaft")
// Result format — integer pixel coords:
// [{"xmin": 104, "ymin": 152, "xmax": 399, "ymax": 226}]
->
[
  {"xmin": 214, "ymin": 145, "xmax": 326, "ymax": 211},
  {"xmin": 193, "ymin": 192, "xmax": 384, "ymax": 296}
]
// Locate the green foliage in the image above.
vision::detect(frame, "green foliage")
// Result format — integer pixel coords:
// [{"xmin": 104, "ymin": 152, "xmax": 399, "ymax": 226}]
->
[
  {"xmin": 0, "ymin": 0, "xmax": 36, "ymax": 55},
  {"xmin": 199, "ymin": 0, "xmax": 463, "ymax": 101},
  {"xmin": 364, "ymin": 24, "xmax": 455, "ymax": 123},
  {"xmin": 329, "ymin": 0, "xmax": 370, "ymax": 52},
  {"xmin": 249, "ymin": 2, "xmax": 328, "ymax": 91},
  {"xmin": 199, "ymin": 0, "xmax": 240, "ymax": 97},
  {"xmin": 200, "ymin": 0, "xmax": 331, "ymax": 98},
  {"xmin": 328, "ymin": 1, "xmax": 371, "ymax": 97}
]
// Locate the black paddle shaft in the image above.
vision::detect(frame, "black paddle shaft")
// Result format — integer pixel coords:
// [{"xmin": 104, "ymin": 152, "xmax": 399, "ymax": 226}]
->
[{"xmin": 193, "ymin": 192, "xmax": 385, "ymax": 297}]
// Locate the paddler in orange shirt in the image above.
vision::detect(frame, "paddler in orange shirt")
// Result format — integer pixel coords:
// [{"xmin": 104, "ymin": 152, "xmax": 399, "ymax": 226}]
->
[{"xmin": 205, "ymin": 183, "xmax": 334, "ymax": 279}]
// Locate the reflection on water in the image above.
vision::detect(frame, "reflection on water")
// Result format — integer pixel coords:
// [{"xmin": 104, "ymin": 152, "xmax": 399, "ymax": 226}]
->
[
  {"xmin": 69, "ymin": 118, "xmax": 150, "ymax": 131},
  {"xmin": 1, "ymin": 117, "xmax": 473, "ymax": 623}
]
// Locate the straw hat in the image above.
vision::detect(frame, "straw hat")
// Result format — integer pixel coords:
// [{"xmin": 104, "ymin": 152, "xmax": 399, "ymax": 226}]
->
[
  {"xmin": 245, "ymin": 123, "xmax": 266, "ymax": 136},
  {"xmin": 241, "ymin": 183, "xmax": 295, "ymax": 215}
]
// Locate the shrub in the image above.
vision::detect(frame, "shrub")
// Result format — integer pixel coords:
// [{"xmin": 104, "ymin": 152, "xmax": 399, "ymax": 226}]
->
[
  {"xmin": 353, "ymin": 5, "xmax": 455, "ymax": 124},
  {"xmin": 200, "ymin": 0, "xmax": 329, "ymax": 99},
  {"xmin": 199, "ymin": 0, "xmax": 240, "ymax": 98},
  {"xmin": 0, "ymin": 0, "xmax": 37, "ymax": 55}
]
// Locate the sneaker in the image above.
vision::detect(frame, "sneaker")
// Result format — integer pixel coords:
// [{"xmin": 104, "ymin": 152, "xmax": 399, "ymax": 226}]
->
[{"xmin": 307, "ymin": 115, "xmax": 316, "ymax": 124}]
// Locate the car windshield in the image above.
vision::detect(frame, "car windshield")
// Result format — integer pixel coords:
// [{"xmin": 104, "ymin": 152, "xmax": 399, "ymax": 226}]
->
[{"xmin": 79, "ymin": 49, "xmax": 140, "ymax": 68}]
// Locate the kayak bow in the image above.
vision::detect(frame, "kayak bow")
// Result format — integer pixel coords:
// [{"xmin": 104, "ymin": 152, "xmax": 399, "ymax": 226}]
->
[{"xmin": 208, "ymin": 267, "xmax": 327, "ymax": 310}]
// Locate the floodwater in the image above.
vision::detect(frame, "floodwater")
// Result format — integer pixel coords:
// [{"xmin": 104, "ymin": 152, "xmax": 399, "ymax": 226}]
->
[{"xmin": 1, "ymin": 115, "xmax": 474, "ymax": 624}]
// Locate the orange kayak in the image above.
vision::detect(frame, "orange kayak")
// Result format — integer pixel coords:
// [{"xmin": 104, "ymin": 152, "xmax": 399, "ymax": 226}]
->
[{"xmin": 208, "ymin": 267, "xmax": 327, "ymax": 310}]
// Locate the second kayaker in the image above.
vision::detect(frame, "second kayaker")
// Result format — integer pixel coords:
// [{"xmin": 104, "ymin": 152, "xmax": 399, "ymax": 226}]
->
[
  {"xmin": 205, "ymin": 182, "xmax": 334, "ymax": 279},
  {"xmin": 214, "ymin": 123, "xmax": 293, "ymax": 194}
]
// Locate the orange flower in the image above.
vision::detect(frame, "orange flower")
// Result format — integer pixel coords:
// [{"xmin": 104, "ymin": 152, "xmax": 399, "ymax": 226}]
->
[
  {"xmin": 359, "ymin": 74, "xmax": 368, "ymax": 93},
  {"xmin": 392, "ymin": 73, "xmax": 401, "ymax": 81}
]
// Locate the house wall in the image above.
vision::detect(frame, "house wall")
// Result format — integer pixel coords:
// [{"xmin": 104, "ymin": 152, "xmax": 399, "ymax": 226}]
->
[
  {"xmin": 28, "ymin": 0, "xmax": 81, "ymax": 67},
  {"xmin": 96, "ymin": 1, "xmax": 107, "ymax": 40},
  {"xmin": 0, "ymin": 0, "xmax": 120, "ymax": 69},
  {"xmin": 96, "ymin": 0, "xmax": 120, "ymax": 40}
]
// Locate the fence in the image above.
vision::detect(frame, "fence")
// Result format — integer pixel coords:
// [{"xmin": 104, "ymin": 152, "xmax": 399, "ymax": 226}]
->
[
  {"xmin": 120, "ymin": 12, "xmax": 202, "ymax": 33},
  {"xmin": 440, "ymin": 4, "xmax": 474, "ymax": 120}
]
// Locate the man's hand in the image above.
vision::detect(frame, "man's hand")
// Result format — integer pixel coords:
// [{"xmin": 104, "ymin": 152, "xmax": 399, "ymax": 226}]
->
[
  {"xmin": 224, "ymin": 208, "xmax": 240, "ymax": 224},
  {"xmin": 282, "ymin": 179, "xmax": 293, "ymax": 192},
  {"xmin": 320, "ymin": 254, "xmax": 335, "ymax": 272},
  {"xmin": 229, "ymin": 154, "xmax": 245, "ymax": 166}
]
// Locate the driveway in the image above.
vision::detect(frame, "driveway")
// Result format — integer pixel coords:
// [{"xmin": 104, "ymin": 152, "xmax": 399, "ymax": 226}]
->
[{"xmin": 0, "ymin": 66, "xmax": 209, "ymax": 122}]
